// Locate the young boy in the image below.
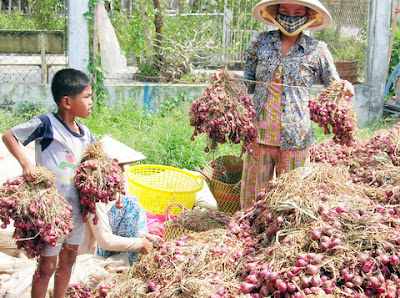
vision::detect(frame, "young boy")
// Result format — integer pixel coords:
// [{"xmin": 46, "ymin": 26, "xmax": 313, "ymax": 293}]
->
[{"xmin": 2, "ymin": 68, "xmax": 95, "ymax": 298}]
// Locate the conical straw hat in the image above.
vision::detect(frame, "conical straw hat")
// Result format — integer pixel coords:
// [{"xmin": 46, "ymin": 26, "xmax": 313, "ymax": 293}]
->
[{"xmin": 252, "ymin": 0, "xmax": 332, "ymax": 31}]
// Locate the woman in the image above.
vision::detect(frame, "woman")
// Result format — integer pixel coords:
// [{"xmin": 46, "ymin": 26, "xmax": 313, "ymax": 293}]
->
[
  {"xmin": 79, "ymin": 193, "xmax": 159, "ymax": 265},
  {"xmin": 78, "ymin": 137, "xmax": 160, "ymax": 265},
  {"xmin": 240, "ymin": 0, "xmax": 355, "ymax": 208}
]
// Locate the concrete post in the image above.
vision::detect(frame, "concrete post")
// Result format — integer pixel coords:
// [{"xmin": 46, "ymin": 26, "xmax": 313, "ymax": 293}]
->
[
  {"xmin": 355, "ymin": 0, "xmax": 391, "ymax": 124},
  {"xmin": 222, "ymin": 0, "xmax": 233, "ymax": 61},
  {"xmin": 68, "ymin": 0, "xmax": 90, "ymax": 73}
]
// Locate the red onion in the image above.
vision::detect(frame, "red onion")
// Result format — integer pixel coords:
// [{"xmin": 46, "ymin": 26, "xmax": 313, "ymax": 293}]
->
[
  {"xmin": 259, "ymin": 286, "xmax": 269, "ymax": 297},
  {"xmin": 306, "ymin": 264, "xmax": 319, "ymax": 275},
  {"xmin": 240, "ymin": 282, "xmax": 256, "ymax": 294},
  {"xmin": 260, "ymin": 269, "xmax": 270, "ymax": 280},
  {"xmin": 390, "ymin": 254, "xmax": 399, "ymax": 265},
  {"xmin": 275, "ymin": 279, "xmax": 287, "ymax": 293},
  {"xmin": 311, "ymin": 231, "xmax": 322, "ymax": 240},
  {"xmin": 245, "ymin": 274, "xmax": 258, "ymax": 284}
]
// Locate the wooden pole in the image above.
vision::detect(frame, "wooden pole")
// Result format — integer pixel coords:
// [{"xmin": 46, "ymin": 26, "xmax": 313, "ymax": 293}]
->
[
  {"xmin": 153, "ymin": 0, "xmax": 163, "ymax": 69},
  {"xmin": 139, "ymin": 0, "xmax": 153, "ymax": 63}
]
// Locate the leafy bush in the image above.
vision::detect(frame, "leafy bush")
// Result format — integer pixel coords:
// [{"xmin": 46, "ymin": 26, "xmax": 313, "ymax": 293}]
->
[
  {"xmin": 29, "ymin": 0, "xmax": 65, "ymax": 30},
  {"xmin": 0, "ymin": 2, "xmax": 65, "ymax": 31},
  {"xmin": 0, "ymin": 10, "xmax": 37, "ymax": 30},
  {"xmin": 0, "ymin": 102, "xmax": 49, "ymax": 132},
  {"xmin": 154, "ymin": 92, "xmax": 192, "ymax": 117},
  {"xmin": 315, "ymin": 27, "xmax": 366, "ymax": 62},
  {"xmin": 109, "ymin": 9, "xmax": 153, "ymax": 61},
  {"xmin": 315, "ymin": 27, "xmax": 367, "ymax": 80}
]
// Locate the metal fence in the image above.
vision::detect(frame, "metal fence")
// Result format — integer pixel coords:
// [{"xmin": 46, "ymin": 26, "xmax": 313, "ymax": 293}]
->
[
  {"xmin": 0, "ymin": 0, "xmax": 371, "ymax": 83},
  {"xmin": 0, "ymin": 0, "xmax": 67, "ymax": 84},
  {"xmin": 221, "ymin": 0, "xmax": 370, "ymax": 72}
]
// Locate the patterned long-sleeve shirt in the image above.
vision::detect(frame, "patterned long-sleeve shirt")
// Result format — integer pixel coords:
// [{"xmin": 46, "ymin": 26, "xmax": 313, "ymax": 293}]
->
[{"xmin": 244, "ymin": 30, "xmax": 340, "ymax": 150}]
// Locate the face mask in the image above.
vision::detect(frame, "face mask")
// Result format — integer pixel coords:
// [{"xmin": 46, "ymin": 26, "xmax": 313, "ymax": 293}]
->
[{"xmin": 276, "ymin": 12, "xmax": 308, "ymax": 34}]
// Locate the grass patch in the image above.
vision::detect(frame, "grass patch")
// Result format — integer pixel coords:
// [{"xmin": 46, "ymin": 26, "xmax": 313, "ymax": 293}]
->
[{"xmin": 0, "ymin": 103, "xmax": 49, "ymax": 132}]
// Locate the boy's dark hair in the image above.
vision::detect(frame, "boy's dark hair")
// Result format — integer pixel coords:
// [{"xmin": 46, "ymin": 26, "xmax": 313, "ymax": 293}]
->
[{"xmin": 51, "ymin": 68, "xmax": 90, "ymax": 105}]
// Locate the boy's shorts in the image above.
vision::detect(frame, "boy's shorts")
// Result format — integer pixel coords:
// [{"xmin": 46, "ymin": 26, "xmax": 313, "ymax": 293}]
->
[{"xmin": 41, "ymin": 213, "xmax": 84, "ymax": 257}]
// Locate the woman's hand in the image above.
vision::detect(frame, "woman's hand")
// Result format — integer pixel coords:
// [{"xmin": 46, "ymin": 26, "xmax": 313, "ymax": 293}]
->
[
  {"xmin": 145, "ymin": 233, "xmax": 163, "ymax": 244},
  {"xmin": 139, "ymin": 233, "xmax": 164, "ymax": 255},
  {"xmin": 140, "ymin": 238, "xmax": 153, "ymax": 254},
  {"xmin": 342, "ymin": 79, "xmax": 355, "ymax": 99}
]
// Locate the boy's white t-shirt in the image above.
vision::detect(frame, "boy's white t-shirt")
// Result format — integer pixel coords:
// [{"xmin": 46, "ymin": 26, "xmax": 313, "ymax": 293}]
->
[{"xmin": 11, "ymin": 112, "xmax": 95, "ymax": 215}]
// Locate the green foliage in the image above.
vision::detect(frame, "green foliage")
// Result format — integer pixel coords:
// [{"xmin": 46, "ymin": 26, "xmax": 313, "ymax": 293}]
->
[
  {"xmin": 0, "ymin": 10, "xmax": 37, "ymax": 29},
  {"xmin": 88, "ymin": 55, "xmax": 108, "ymax": 110},
  {"xmin": 180, "ymin": 72, "xmax": 209, "ymax": 83},
  {"xmin": 315, "ymin": 27, "xmax": 367, "ymax": 80},
  {"xmin": 389, "ymin": 28, "xmax": 400, "ymax": 76},
  {"xmin": 0, "ymin": 103, "xmax": 49, "ymax": 132},
  {"xmin": 163, "ymin": 14, "xmax": 221, "ymax": 47},
  {"xmin": 28, "ymin": 0, "xmax": 65, "ymax": 30},
  {"xmin": 16, "ymin": 102, "xmax": 49, "ymax": 117},
  {"xmin": 85, "ymin": 0, "xmax": 108, "ymax": 111},
  {"xmin": 155, "ymin": 92, "xmax": 192, "ymax": 117},
  {"xmin": 109, "ymin": 9, "xmax": 153, "ymax": 60},
  {"xmin": 176, "ymin": 0, "xmax": 223, "ymax": 14},
  {"xmin": 315, "ymin": 27, "xmax": 366, "ymax": 62},
  {"xmin": 0, "ymin": 2, "xmax": 65, "ymax": 30},
  {"xmin": 85, "ymin": 0, "xmax": 98, "ymax": 20},
  {"xmin": 137, "ymin": 62, "xmax": 159, "ymax": 77},
  {"xmin": 0, "ymin": 109, "xmax": 19, "ymax": 132}
]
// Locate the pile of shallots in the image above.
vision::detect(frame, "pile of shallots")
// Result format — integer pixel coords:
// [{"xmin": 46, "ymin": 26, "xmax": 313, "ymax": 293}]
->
[
  {"xmin": 189, "ymin": 69, "xmax": 257, "ymax": 156},
  {"xmin": 310, "ymin": 124, "xmax": 400, "ymax": 203},
  {"xmin": 0, "ymin": 167, "xmax": 73, "ymax": 258},
  {"xmin": 229, "ymin": 164, "xmax": 400, "ymax": 297},
  {"xmin": 66, "ymin": 280, "xmax": 116, "ymax": 298},
  {"xmin": 84, "ymin": 163, "xmax": 400, "ymax": 297},
  {"xmin": 75, "ymin": 142, "xmax": 125, "ymax": 224},
  {"xmin": 309, "ymin": 80, "xmax": 356, "ymax": 146}
]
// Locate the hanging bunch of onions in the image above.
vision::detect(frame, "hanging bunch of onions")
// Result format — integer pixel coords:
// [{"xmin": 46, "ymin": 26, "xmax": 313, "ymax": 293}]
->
[
  {"xmin": 189, "ymin": 69, "xmax": 257, "ymax": 157},
  {"xmin": 0, "ymin": 167, "xmax": 73, "ymax": 258},
  {"xmin": 309, "ymin": 80, "xmax": 356, "ymax": 146},
  {"xmin": 75, "ymin": 142, "xmax": 125, "ymax": 224}
]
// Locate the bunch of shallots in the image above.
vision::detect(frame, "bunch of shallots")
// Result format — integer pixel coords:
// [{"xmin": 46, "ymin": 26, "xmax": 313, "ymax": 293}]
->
[
  {"xmin": 75, "ymin": 142, "xmax": 125, "ymax": 224},
  {"xmin": 0, "ymin": 167, "xmax": 73, "ymax": 258},
  {"xmin": 189, "ymin": 69, "xmax": 257, "ymax": 156},
  {"xmin": 309, "ymin": 80, "xmax": 356, "ymax": 146}
]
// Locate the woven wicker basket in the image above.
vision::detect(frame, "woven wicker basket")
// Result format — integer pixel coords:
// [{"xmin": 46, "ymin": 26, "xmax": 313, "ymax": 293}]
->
[
  {"xmin": 198, "ymin": 155, "xmax": 243, "ymax": 217},
  {"xmin": 163, "ymin": 203, "xmax": 193, "ymax": 241},
  {"xmin": 334, "ymin": 60, "xmax": 359, "ymax": 84}
]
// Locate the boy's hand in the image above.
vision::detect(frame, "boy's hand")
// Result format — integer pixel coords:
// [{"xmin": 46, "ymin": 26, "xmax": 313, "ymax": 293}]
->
[
  {"xmin": 22, "ymin": 162, "xmax": 37, "ymax": 182},
  {"xmin": 140, "ymin": 238, "xmax": 153, "ymax": 254}
]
